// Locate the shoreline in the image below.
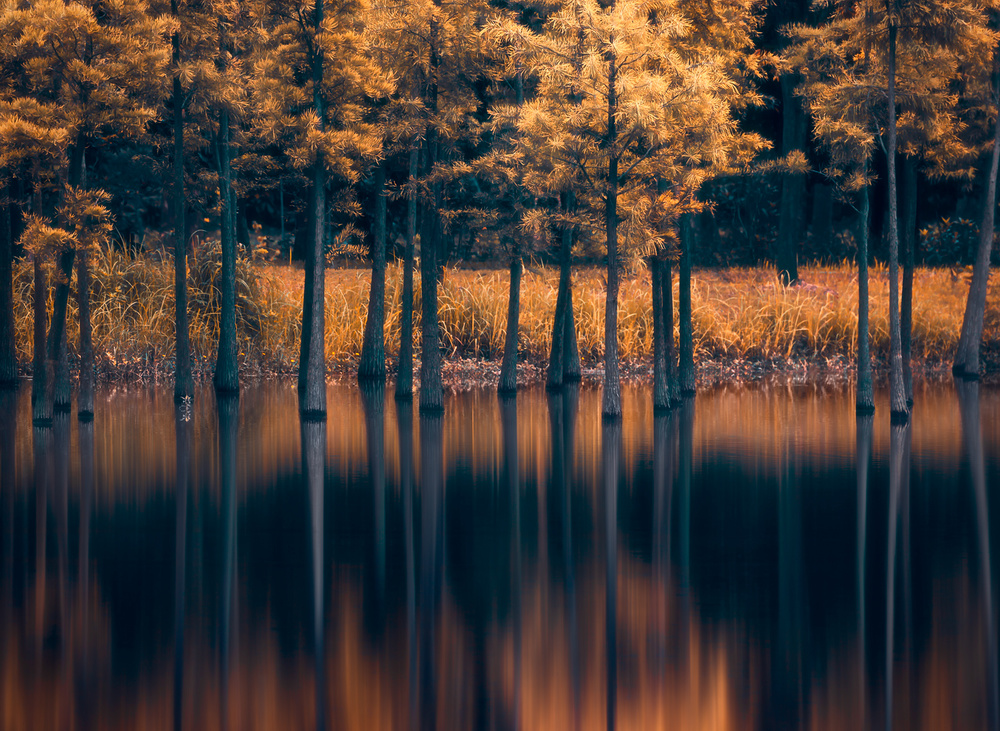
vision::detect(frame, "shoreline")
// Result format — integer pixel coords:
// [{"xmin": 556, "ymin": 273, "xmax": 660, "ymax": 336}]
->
[{"xmin": 5, "ymin": 351, "xmax": 990, "ymax": 394}]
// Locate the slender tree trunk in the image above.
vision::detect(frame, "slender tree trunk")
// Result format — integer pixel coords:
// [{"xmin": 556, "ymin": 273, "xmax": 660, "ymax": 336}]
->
[
  {"xmin": 564, "ymin": 275, "xmax": 581, "ymax": 382},
  {"xmin": 419, "ymin": 17, "xmax": 444, "ymax": 414},
  {"xmin": 31, "ymin": 254, "xmax": 48, "ymax": 425},
  {"xmin": 359, "ymin": 162, "xmax": 387, "ymax": 382},
  {"xmin": 45, "ymin": 248, "xmax": 75, "ymax": 416},
  {"xmin": 857, "ymin": 182, "xmax": 875, "ymax": 413},
  {"xmin": 886, "ymin": 22, "xmax": 908, "ymax": 421},
  {"xmin": 651, "ymin": 258, "xmax": 668, "ymax": 411},
  {"xmin": 299, "ymin": 0, "xmax": 327, "ymax": 418},
  {"xmin": 679, "ymin": 213, "xmax": 695, "ymax": 394},
  {"xmin": 213, "ymin": 25, "xmax": 238, "ymax": 396},
  {"xmin": 548, "ymin": 193, "xmax": 575, "ymax": 390},
  {"xmin": 76, "ymin": 250, "xmax": 93, "ymax": 420},
  {"xmin": 664, "ymin": 259, "xmax": 679, "ymax": 404},
  {"xmin": 954, "ymin": 47, "xmax": 1000, "ymax": 379},
  {"xmin": 498, "ymin": 250, "xmax": 521, "ymax": 394},
  {"xmin": 777, "ymin": 74, "xmax": 805, "ymax": 285},
  {"xmin": 396, "ymin": 144, "xmax": 419, "ymax": 400},
  {"xmin": 172, "ymin": 16, "xmax": 193, "ymax": 402},
  {"xmin": 602, "ymin": 46, "xmax": 622, "ymax": 420},
  {"xmin": 900, "ymin": 156, "xmax": 917, "ymax": 405},
  {"xmin": 0, "ymin": 179, "xmax": 14, "ymax": 386}
]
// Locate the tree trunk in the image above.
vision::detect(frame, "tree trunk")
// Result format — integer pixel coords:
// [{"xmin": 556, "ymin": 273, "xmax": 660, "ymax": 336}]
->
[
  {"xmin": 857, "ymin": 182, "xmax": 874, "ymax": 413},
  {"xmin": 299, "ymin": 0, "xmax": 327, "ymax": 418},
  {"xmin": 954, "ymin": 47, "xmax": 1000, "ymax": 379},
  {"xmin": 359, "ymin": 163, "xmax": 388, "ymax": 382},
  {"xmin": 31, "ymin": 255, "xmax": 49, "ymax": 425},
  {"xmin": 886, "ymin": 23, "xmax": 908, "ymax": 422},
  {"xmin": 419, "ymin": 17, "xmax": 444, "ymax": 414},
  {"xmin": 396, "ymin": 144, "xmax": 419, "ymax": 400},
  {"xmin": 602, "ymin": 48, "xmax": 622, "ymax": 421},
  {"xmin": 548, "ymin": 192, "xmax": 575, "ymax": 390},
  {"xmin": 45, "ymin": 248, "xmax": 75, "ymax": 416},
  {"xmin": 172, "ymin": 20, "xmax": 193, "ymax": 402},
  {"xmin": 498, "ymin": 251, "xmax": 522, "ymax": 394},
  {"xmin": 213, "ymin": 75, "xmax": 239, "ymax": 395},
  {"xmin": 0, "ymin": 180, "xmax": 14, "ymax": 386},
  {"xmin": 900, "ymin": 156, "xmax": 917, "ymax": 404},
  {"xmin": 664, "ymin": 258, "xmax": 679, "ymax": 405},
  {"xmin": 651, "ymin": 258, "xmax": 668, "ymax": 411},
  {"xmin": 564, "ymin": 280, "xmax": 581, "ymax": 382},
  {"xmin": 777, "ymin": 73, "xmax": 805, "ymax": 285},
  {"xmin": 679, "ymin": 213, "xmax": 695, "ymax": 395},
  {"xmin": 76, "ymin": 250, "xmax": 93, "ymax": 420}
]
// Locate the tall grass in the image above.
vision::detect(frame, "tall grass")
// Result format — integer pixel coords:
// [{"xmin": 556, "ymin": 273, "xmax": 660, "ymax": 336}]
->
[{"xmin": 12, "ymin": 252, "xmax": 997, "ymax": 377}]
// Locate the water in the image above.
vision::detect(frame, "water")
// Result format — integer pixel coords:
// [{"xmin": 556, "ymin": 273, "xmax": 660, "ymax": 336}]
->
[{"xmin": 1, "ymin": 379, "xmax": 998, "ymax": 730}]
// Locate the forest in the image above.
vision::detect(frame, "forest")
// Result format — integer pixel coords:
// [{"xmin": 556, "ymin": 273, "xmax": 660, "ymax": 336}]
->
[{"xmin": 1, "ymin": 0, "xmax": 999, "ymax": 424}]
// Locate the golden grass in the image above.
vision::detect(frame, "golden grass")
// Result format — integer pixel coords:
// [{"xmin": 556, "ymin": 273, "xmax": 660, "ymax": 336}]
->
[{"xmin": 12, "ymin": 250, "xmax": 999, "ymax": 375}]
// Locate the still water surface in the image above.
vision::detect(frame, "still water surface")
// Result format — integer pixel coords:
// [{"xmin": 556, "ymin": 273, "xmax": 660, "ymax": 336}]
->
[{"xmin": 1, "ymin": 380, "xmax": 998, "ymax": 730}]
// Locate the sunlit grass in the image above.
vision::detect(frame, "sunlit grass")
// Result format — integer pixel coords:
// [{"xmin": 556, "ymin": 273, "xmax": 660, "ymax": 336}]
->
[{"xmin": 12, "ymin": 250, "xmax": 998, "ymax": 377}]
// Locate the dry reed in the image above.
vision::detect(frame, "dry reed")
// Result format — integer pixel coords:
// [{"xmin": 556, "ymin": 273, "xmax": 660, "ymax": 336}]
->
[{"xmin": 12, "ymin": 251, "xmax": 998, "ymax": 377}]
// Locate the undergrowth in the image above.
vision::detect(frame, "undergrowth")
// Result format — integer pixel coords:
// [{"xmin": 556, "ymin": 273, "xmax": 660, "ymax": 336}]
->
[{"xmin": 12, "ymin": 250, "xmax": 998, "ymax": 379}]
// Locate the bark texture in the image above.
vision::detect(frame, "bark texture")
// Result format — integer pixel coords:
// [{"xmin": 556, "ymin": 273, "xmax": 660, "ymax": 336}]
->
[
  {"xmin": 359, "ymin": 162, "xmax": 387, "ymax": 382},
  {"xmin": 0, "ymin": 183, "xmax": 14, "ymax": 386},
  {"xmin": 213, "ymin": 90, "xmax": 239, "ymax": 395},
  {"xmin": 679, "ymin": 213, "xmax": 695, "ymax": 395},
  {"xmin": 900, "ymin": 156, "xmax": 917, "ymax": 404},
  {"xmin": 497, "ymin": 253, "xmax": 521, "ymax": 394},
  {"xmin": 76, "ymin": 251, "xmax": 93, "ymax": 419},
  {"xmin": 954, "ymin": 48, "xmax": 1000, "ymax": 380},
  {"xmin": 298, "ymin": 0, "xmax": 327, "ymax": 418},
  {"xmin": 172, "ymin": 23, "xmax": 193, "ymax": 401},
  {"xmin": 601, "ymin": 45, "xmax": 622, "ymax": 420},
  {"xmin": 857, "ymin": 183, "xmax": 874, "ymax": 413},
  {"xmin": 651, "ymin": 258, "xmax": 668, "ymax": 411},
  {"xmin": 777, "ymin": 73, "xmax": 806, "ymax": 285},
  {"xmin": 396, "ymin": 144, "xmax": 419, "ymax": 400},
  {"xmin": 886, "ymin": 23, "xmax": 908, "ymax": 421}
]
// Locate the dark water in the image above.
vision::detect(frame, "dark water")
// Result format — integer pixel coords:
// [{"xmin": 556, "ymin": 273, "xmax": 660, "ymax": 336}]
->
[{"xmin": 1, "ymin": 379, "xmax": 998, "ymax": 731}]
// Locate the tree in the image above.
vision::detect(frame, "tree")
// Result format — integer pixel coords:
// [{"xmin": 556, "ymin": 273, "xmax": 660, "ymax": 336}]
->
[
  {"xmin": 1, "ymin": 0, "xmax": 168, "ymax": 419},
  {"xmin": 955, "ymin": 26, "xmax": 1000, "ymax": 379},
  {"xmin": 493, "ymin": 0, "xmax": 767, "ymax": 417},
  {"xmin": 787, "ymin": 0, "xmax": 995, "ymax": 414},
  {"xmin": 253, "ymin": 0, "xmax": 390, "ymax": 417}
]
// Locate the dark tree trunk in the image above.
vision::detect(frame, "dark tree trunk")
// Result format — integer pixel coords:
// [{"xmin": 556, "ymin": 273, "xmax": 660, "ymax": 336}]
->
[
  {"xmin": 32, "ymin": 255, "xmax": 48, "ymax": 425},
  {"xmin": 0, "ymin": 180, "xmax": 14, "ymax": 386},
  {"xmin": 419, "ymin": 17, "xmax": 444, "ymax": 414},
  {"xmin": 396, "ymin": 144, "xmax": 419, "ymax": 400},
  {"xmin": 171, "ymin": 18, "xmax": 193, "ymax": 402},
  {"xmin": 418, "ymin": 410, "xmax": 444, "ymax": 731},
  {"xmin": 663, "ymin": 259, "xmax": 679, "ymax": 405},
  {"xmin": 886, "ymin": 23, "xmax": 908, "ymax": 422},
  {"xmin": 548, "ymin": 192, "xmax": 578, "ymax": 389},
  {"xmin": 299, "ymin": 0, "xmax": 327, "ymax": 418},
  {"xmin": 45, "ymin": 248, "xmax": 75, "ymax": 416},
  {"xmin": 76, "ymin": 250, "xmax": 93, "ymax": 420},
  {"xmin": 564, "ymin": 275, "xmax": 581, "ymax": 382},
  {"xmin": 359, "ymin": 163, "xmax": 388, "ymax": 382},
  {"xmin": 777, "ymin": 73, "xmax": 806, "ymax": 285},
  {"xmin": 954, "ymin": 48, "xmax": 1000, "ymax": 380},
  {"xmin": 651, "ymin": 258, "xmax": 668, "ymax": 411},
  {"xmin": 811, "ymin": 182, "xmax": 834, "ymax": 258},
  {"xmin": 857, "ymin": 182, "xmax": 874, "ymax": 413},
  {"xmin": 602, "ymin": 48, "xmax": 622, "ymax": 421},
  {"xmin": 679, "ymin": 213, "xmax": 695, "ymax": 395},
  {"xmin": 498, "ymin": 251, "xmax": 521, "ymax": 394},
  {"xmin": 900, "ymin": 156, "xmax": 917, "ymax": 405},
  {"xmin": 213, "ymin": 63, "xmax": 239, "ymax": 396}
]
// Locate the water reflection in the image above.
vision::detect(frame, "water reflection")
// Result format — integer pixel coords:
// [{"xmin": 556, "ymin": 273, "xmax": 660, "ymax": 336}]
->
[{"xmin": 1, "ymin": 382, "xmax": 999, "ymax": 729}]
